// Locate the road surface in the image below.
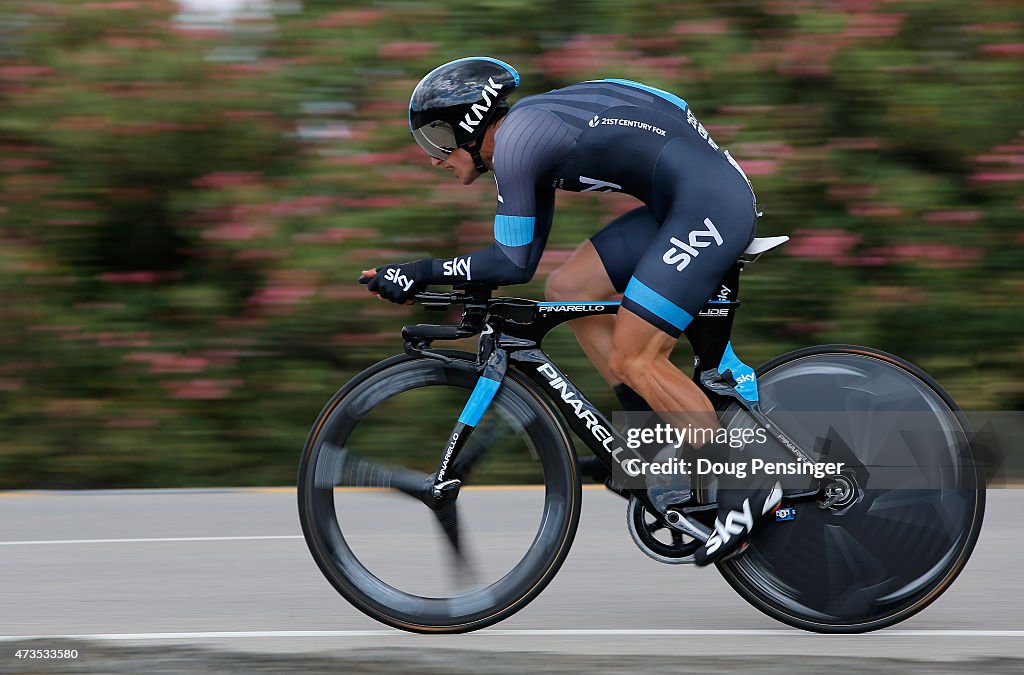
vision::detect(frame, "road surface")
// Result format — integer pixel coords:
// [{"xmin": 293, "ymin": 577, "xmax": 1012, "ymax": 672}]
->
[{"xmin": 0, "ymin": 487, "xmax": 1020, "ymax": 673}]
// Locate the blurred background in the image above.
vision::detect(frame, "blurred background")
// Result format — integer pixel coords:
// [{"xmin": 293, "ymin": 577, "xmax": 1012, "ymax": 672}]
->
[{"xmin": 0, "ymin": 0, "xmax": 1020, "ymax": 489}]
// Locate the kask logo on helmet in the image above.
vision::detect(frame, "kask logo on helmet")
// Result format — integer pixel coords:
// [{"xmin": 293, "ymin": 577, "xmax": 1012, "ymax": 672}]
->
[{"xmin": 458, "ymin": 77, "xmax": 505, "ymax": 134}]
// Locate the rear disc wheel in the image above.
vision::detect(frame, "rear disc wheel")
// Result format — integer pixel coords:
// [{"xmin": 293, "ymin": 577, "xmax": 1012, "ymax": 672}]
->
[{"xmin": 717, "ymin": 345, "xmax": 985, "ymax": 633}]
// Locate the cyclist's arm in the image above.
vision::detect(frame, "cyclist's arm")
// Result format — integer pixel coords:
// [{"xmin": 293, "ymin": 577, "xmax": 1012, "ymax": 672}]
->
[
  {"xmin": 424, "ymin": 107, "xmax": 574, "ymax": 286},
  {"xmin": 425, "ymin": 187, "xmax": 554, "ymax": 286}
]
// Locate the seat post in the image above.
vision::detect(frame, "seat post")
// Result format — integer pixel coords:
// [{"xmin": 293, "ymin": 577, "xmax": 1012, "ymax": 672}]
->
[{"xmin": 683, "ymin": 262, "xmax": 743, "ymax": 379}]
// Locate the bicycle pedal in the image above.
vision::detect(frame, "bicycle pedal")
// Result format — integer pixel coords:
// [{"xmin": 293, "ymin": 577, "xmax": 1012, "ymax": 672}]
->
[{"xmin": 651, "ymin": 489, "xmax": 692, "ymax": 512}]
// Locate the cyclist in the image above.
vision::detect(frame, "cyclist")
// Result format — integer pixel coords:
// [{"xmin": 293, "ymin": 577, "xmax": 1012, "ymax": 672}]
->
[{"xmin": 360, "ymin": 57, "xmax": 780, "ymax": 565}]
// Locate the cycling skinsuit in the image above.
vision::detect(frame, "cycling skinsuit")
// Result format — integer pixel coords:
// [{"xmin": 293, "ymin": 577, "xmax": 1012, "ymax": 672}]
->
[{"xmin": 425, "ymin": 79, "xmax": 757, "ymax": 338}]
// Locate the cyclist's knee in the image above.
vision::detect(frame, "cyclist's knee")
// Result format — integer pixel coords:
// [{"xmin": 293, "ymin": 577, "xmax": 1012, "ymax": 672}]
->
[{"xmin": 545, "ymin": 265, "xmax": 588, "ymax": 302}]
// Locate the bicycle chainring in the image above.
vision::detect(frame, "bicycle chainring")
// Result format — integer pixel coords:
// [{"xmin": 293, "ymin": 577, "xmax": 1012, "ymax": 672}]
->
[{"xmin": 626, "ymin": 495, "xmax": 700, "ymax": 565}]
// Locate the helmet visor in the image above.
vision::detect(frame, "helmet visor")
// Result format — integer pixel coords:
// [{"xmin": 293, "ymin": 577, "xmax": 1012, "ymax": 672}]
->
[{"xmin": 412, "ymin": 120, "xmax": 457, "ymax": 160}]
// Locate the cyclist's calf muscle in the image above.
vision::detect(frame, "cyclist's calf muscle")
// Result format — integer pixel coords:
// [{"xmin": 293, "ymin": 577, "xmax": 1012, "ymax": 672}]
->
[{"xmin": 609, "ymin": 309, "xmax": 718, "ymax": 436}]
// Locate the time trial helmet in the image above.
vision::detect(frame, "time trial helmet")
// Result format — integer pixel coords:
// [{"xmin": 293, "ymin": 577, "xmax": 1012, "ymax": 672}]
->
[{"xmin": 409, "ymin": 57, "xmax": 520, "ymax": 164}]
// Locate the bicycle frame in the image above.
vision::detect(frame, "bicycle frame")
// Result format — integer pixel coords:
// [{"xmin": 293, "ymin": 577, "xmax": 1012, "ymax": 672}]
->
[{"xmin": 404, "ymin": 261, "xmax": 822, "ymax": 533}]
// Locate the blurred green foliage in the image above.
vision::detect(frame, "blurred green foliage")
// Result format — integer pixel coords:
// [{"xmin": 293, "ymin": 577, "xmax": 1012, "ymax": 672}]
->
[{"xmin": 0, "ymin": 0, "xmax": 1021, "ymax": 488}]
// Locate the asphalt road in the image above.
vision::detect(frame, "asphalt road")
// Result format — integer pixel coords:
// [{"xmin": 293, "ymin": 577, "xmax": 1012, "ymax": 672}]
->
[{"xmin": 0, "ymin": 487, "xmax": 1021, "ymax": 673}]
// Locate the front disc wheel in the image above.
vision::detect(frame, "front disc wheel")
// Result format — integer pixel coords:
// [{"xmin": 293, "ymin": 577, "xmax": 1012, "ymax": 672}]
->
[{"xmin": 297, "ymin": 353, "xmax": 581, "ymax": 633}]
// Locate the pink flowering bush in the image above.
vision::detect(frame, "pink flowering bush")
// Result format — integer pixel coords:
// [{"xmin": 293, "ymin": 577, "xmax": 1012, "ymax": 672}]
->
[{"xmin": 0, "ymin": 0, "xmax": 1021, "ymax": 487}]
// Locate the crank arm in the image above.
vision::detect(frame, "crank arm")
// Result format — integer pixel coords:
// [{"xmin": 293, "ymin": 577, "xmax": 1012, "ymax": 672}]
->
[{"xmin": 664, "ymin": 508, "xmax": 712, "ymax": 543}]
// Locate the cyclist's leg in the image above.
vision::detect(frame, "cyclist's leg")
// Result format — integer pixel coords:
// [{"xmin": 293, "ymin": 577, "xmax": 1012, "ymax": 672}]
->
[
  {"xmin": 608, "ymin": 209, "xmax": 752, "ymax": 426},
  {"xmin": 607, "ymin": 154, "xmax": 779, "ymax": 564},
  {"xmin": 544, "ymin": 241, "xmax": 619, "ymax": 385},
  {"xmin": 547, "ymin": 207, "xmax": 659, "ymax": 488},
  {"xmin": 545, "ymin": 206, "xmax": 659, "ymax": 387},
  {"xmin": 608, "ymin": 138, "xmax": 757, "ymax": 419},
  {"xmin": 610, "ymin": 313, "xmax": 716, "ymax": 424}
]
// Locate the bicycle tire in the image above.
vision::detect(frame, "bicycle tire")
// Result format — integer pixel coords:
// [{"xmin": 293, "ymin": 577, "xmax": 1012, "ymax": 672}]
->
[
  {"xmin": 716, "ymin": 344, "xmax": 985, "ymax": 633},
  {"xmin": 297, "ymin": 351, "xmax": 581, "ymax": 633}
]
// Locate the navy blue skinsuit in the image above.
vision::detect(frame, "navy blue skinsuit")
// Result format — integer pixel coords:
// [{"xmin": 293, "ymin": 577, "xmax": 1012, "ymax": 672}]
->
[{"xmin": 425, "ymin": 79, "xmax": 757, "ymax": 337}]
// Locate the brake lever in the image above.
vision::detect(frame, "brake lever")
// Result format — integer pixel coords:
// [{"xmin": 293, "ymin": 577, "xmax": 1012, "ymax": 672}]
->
[{"xmin": 404, "ymin": 339, "xmax": 456, "ymax": 364}]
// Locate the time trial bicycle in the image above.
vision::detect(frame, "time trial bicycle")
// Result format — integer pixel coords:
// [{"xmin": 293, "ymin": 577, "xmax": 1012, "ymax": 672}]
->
[{"xmin": 297, "ymin": 235, "xmax": 985, "ymax": 633}]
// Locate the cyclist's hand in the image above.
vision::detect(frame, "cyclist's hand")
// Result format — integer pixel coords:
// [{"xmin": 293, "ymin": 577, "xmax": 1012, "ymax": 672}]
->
[
  {"xmin": 359, "ymin": 261, "xmax": 429, "ymax": 304},
  {"xmin": 358, "ymin": 268, "xmax": 389, "ymax": 302}
]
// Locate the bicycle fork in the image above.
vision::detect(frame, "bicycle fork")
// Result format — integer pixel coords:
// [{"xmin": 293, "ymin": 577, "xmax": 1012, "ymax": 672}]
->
[{"xmin": 429, "ymin": 347, "xmax": 509, "ymax": 502}]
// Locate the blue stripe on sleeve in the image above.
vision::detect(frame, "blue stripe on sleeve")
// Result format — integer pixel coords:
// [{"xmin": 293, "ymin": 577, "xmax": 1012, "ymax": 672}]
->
[
  {"xmin": 495, "ymin": 215, "xmax": 535, "ymax": 247},
  {"xmin": 623, "ymin": 278, "xmax": 693, "ymax": 333},
  {"xmin": 596, "ymin": 79, "xmax": 688, "ymax": 112}
]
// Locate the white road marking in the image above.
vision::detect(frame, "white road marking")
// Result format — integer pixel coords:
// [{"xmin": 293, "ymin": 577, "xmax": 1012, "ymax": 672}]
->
[
  {"xmin": 1, "ymin": 629, "xmax": 1024, "ymax": 641},
  {"xmin": 0, "ymin": 535, "xmax": 302, "ymax": 546}
]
